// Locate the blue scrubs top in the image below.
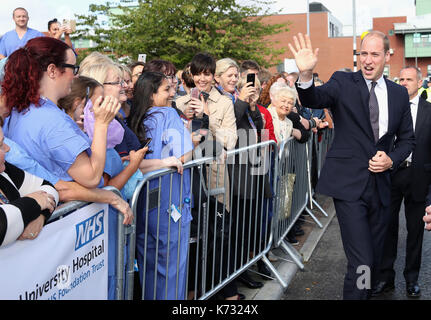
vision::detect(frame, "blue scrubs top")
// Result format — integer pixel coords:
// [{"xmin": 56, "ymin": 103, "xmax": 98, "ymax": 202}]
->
[
  {"xmin": 4, "ymin": 98, "xmax": 90, "ymax": 182},
  {"xmin": 139, "ymin": 106, "xmax": 194, "ymax": 228},
  {"xmin": 4, "ymin": 137, "xmax": 59, "ymax": 185},
  {"xmin": 0, "ymin": 28, "xmax": 44, "ymax": 57},
  {"xmin": 135, "ymin": 106, "xmax": 193, "ymax": 300},
  {"xmin": 104, "ymin": 148, "xmax": 123, "ymax": 179}
]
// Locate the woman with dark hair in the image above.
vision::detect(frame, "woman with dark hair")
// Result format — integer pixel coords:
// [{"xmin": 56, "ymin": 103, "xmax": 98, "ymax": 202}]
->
[
  {"xmin": 143, "ymin": 59, "xmax": 179, "ymax": 101},
  {"xmin": 176, "ymin": 53, "xmax": 242, "ymax": 300},
  {"xmin": 176, "ymin": 53, "xmax": 237, "ymax": 200},
  {"xmin": 129, "ymin": 71, "xmax": 194, "ymax": 300},
  {"xmin": 47, "ymin": 18, "xmax": 73, "ymax": 49},
  {"xmin": 180, "ymin": 62, "xmax": 195, "ymax": 95}
]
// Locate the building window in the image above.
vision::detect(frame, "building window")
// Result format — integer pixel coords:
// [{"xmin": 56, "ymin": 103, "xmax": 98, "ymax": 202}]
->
[
  {"xmin": 427, "ymin": 65, "xmax": 431, "ymax": 76},
  {"xmin": 412, "ymin": 32, "xmax": 431, "ymax": 48}
]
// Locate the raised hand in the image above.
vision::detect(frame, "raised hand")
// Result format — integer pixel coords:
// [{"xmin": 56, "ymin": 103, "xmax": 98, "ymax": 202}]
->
[
  {"xmin": 288, "ymin": 33, "xmax": 319, "ymax": 81},
  {"xmin": 238, "ymin": 82, "xmax": 257, "ymax": 105},
  {"xmin": 92, "ymin": 96, "xmax": 121, "ymax": 126},
  {"xmin": 188, "ymin": 96, "xmax": 205, "ymax": 118}
]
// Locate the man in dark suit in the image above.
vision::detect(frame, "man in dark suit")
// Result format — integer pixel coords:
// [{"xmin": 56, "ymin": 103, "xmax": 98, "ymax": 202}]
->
[
  {"xmin": 373, "ymin": 66, "xmax": 431, "ymax": 298},
  {"xmin": 288, "ymin": 31, "xmax": 415, "ymax": 299}
]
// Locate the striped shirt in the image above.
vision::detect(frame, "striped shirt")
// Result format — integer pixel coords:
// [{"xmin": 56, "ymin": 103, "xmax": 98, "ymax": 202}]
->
[{"xmin": 0, "ymin": 162, "xmax": 58, "ymax": 247}]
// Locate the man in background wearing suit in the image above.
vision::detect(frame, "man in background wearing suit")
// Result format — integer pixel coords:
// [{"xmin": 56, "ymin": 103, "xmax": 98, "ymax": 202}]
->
[
  {"xmin": 288, "ymin": 31, "xmax": 415, "ymax": 300},
  {"xmin": 373, "ymin": 66, "xmax": 431, "ymax": 298}
]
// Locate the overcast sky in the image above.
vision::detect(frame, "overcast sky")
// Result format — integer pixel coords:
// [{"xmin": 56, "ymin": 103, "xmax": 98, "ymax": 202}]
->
[{"xmin": 0, "ymin": 0, "xmax": 417, "ymax": 36}]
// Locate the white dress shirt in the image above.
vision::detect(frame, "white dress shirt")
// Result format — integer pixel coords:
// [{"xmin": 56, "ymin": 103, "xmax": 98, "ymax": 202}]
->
[
  {"xmin": 406, "ymin": 94, "xmax": 419, "ymax": 163},
  {"xmin": 297, "ymin": 74, "xmax": 389, "ymax": 139},
  {"xmin": 364, "ymin": 75, "xmax": 388, "ymax": 140}
]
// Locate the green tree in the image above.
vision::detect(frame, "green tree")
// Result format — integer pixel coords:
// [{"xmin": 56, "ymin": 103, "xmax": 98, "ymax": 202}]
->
[{"xmin": 74, "ymin": 0, "xmax": 288, "ymax": 68}]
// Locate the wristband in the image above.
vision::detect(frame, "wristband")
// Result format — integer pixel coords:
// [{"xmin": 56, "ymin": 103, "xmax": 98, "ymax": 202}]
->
[{"xmin": 309, "ymin": 118, "xmax": 316, "ymax": 129}]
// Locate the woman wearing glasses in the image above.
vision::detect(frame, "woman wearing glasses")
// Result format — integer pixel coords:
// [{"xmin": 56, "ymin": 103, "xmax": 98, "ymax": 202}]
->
[
  {"xmin": 79, "ymin": 58, "xmax": 183, "ymax": 175},
  {"xmin": 2, "ymin": 37, "xmax": 120, "ymax": 191}
]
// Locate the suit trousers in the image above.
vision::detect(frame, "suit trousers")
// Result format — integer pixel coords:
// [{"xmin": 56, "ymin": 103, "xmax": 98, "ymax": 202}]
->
[
  {"xmin": 379, "ymin": 166, "xmax": 425, "ymax": 283},
  {"xmin": 333, "ymin": 174, "xmax": 390, "ymax": 300}
]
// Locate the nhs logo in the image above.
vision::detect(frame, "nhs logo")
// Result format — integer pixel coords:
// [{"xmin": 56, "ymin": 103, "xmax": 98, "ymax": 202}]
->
[{"xmin": 75, "ymin": 210, "xmax": 104, "ymax": 250}]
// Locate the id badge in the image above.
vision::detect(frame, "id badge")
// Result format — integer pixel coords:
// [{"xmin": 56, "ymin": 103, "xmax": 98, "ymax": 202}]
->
[{"xmin": 169, "ymin": 204, "xmax": 182, "ymax": 223}]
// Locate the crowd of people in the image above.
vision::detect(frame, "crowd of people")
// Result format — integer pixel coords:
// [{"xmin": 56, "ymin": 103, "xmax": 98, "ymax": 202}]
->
[
  {"xmin": 3, "ymin": 4, "xmax": 431, "ymax": 303},
  {"xmin": 6, "ymin": 5, "xmax": 431, "ymax": 303},
  {"xmin": 0, "ymin": 7, "xmax": 334, "ymax": 301}
]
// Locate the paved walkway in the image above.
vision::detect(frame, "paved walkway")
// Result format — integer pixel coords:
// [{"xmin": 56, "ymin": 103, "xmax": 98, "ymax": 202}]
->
[{"xmin": 281, "ymin": 202, "xmax": 431, "ymax": 300}]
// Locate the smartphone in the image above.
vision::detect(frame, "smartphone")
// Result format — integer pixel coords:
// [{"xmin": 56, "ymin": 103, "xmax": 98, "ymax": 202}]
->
[
  {"xmin": 138, "ymin": 53, "xmax": 147, "ymax": 63},
  {"xmin": 247, "ymin": 73, "xmax": 256, "ymax": 87},
  {"xmin": 62, "ymin": 19, "xmax": 76, "ymax": 33},
  {"xmin": 142, "ymin": 138, "xmax": 152, "ymax": 148},
  {"xmin": 191, "ymin": 119, "xmax": 203, "ymax": 132},
  {"xmin": 190, "ymin": 87, "xmax": 200, "ymax": 100}
]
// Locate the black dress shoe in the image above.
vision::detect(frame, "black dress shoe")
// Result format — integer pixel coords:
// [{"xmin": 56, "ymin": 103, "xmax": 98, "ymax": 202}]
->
[
  {"xmin": 286, "ymin": 231, "xmax": 299, "ymax": 245},
  {"xmin": 295, "ymin": 228, "xmax": 305, "ymax": 237},
  {"xmin": 371, "ymin": 281, "xmax": 395, "ymax": 297},
  {"xmin": 237, "ymin": 271, "xmax": 263, "ymax": 289},
  {"xmin": 406, "ymin": 282, "xmax": 421, "ymax": 298},
  {"xmin": 257, "ymin": 260, "xmax": 272, "ymax": 279}
]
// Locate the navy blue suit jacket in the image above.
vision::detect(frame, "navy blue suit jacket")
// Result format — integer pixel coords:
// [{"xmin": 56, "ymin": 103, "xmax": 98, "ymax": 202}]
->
[{"xmin": 297, "ymin": 71, "xmax": 415, "ymax": 207}]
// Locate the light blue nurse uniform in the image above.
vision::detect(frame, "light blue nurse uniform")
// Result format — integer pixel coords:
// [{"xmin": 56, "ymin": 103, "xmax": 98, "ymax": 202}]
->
[
  {"xmin": 0, "ymin": 28, "xmax": 44, "ymax": 57},
  {"xmin": 135, "ymin": 106, "xmax": 193, "ymax": 300},
  {"xmin": 3, "ymin": 98, "xmax": 125, "ymax": 299},
  {"xmin": 4, "ymin": 98, "xmax": 90, "ymax": 182}
]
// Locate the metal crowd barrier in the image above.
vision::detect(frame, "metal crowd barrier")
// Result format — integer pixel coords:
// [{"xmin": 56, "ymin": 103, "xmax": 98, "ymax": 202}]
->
[
  {"xmin": 272, "ymin": 137, "xmax": 308, "ymax": 270},
  {"xmin": 271, "ymin": 129, "xmax": 334, "ymax": 271},
  {"xmin": 48, "ymin": 186, "xmax": 130, "ymax": 300},
  {"xmin": 128, "ymin": 140, "xmax": 291, "ymax": 299},
  {"xmin": 125, "ymin": 129, "xmax": 334, "ymax": 300},
  {"xmin": 304, "ymin": 129, "xmax": 335, "ymax": 218}
]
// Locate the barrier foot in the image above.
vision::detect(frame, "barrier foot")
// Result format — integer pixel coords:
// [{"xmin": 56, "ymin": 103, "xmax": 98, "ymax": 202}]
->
[
  {"xmin": 312, "ymin": 198, "xmax": 328, "ymax": 217},
  {"xmin": 304, "ymin": 207, "xmax": 323, "ymax": 228},
  {"xmin": 280, "ymin": 240, "xmax": 304, "ymax": 270},
  {"xmin": 261, "ymin": 255, "xmax": 288, "ymax": 289}
]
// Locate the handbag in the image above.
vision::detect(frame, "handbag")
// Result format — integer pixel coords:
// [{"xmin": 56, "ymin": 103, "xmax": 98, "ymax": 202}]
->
[
  {"xmin": 282, "ymin": 173, "xmax": 296, "ymax": 219},
  {"xmin": 190, "ymin": 164, "xmax": 229, "ymax": 242}
]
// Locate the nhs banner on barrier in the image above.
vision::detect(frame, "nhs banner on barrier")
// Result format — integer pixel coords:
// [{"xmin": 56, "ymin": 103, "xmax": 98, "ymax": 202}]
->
[{"xmin": 0, "ymin": 202, "xmax": 109, "ymax": 300}]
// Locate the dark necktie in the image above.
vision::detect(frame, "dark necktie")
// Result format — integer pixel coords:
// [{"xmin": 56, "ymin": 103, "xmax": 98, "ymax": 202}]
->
[{"xmin": 369, "ymin": 81, "xmax": 379, "ymax": 142}]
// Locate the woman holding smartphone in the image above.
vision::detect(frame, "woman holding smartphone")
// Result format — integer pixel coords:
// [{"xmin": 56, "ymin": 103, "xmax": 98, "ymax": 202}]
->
[
  {"xmin": 176, "ymin": 53, "xmax": 241, "ymax": 300},
  {"xmin": 129, "ymin": 71, "xmax": 194, "ymax": 300},
  {"xmin": 215, "ymin": 57, "xmax": 273, "ymax": 289}
]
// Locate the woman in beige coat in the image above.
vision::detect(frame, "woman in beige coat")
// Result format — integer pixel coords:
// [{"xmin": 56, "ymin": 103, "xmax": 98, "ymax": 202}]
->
[
  {"xmin": 176, "ymin": 53, "xmax": 237, "ymax": 207},
  {"xmin": 176, "ymin": 53, "xmax": 240, "ymax": 300}
]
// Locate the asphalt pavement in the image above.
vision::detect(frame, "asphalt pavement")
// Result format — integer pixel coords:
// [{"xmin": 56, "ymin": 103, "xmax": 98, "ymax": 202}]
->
[{"xmin": 281, "ymin": 201, "xmax": 431, "ymax": 300}]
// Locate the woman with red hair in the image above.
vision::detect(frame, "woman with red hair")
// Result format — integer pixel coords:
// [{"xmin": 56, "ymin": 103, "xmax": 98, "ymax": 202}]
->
[{"xmin": 2, "ymin": 36, "xmax": 122, "ymax": 191}]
